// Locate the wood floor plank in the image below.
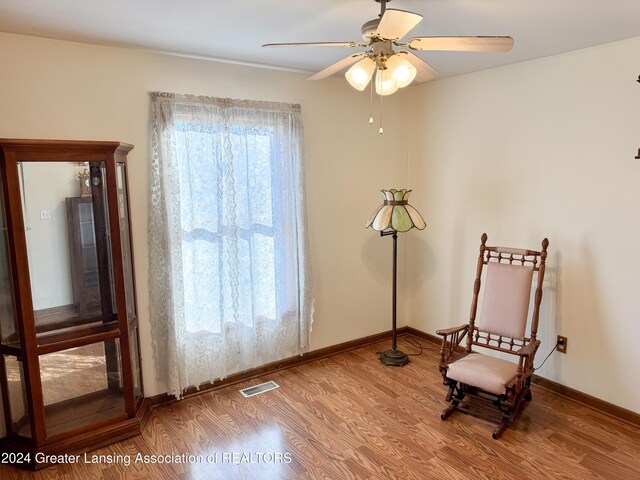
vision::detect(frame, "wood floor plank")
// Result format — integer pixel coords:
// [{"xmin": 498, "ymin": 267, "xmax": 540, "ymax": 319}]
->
[{"xmin": 1, "ymin": 335, "xmax": 639, "ymax": 479}]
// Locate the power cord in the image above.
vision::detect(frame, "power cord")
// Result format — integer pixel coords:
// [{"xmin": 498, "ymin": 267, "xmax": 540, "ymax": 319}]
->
[
  {"xmin": 534, "ymin": 339, "xmax": 560, "ymax": 370},
  {"xmin": 404, "ymin": 335, "xmax": 439, "ymax": 356},
  {"xmin": 375, "ymin": 335, "xmax": 439, "ymax": 358},
  {"xmin": 404, "ymin": 335, "xmax": 424, "ymax": 357}
]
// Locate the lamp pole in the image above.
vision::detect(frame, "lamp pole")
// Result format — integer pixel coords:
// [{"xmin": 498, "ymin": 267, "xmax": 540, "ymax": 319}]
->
[{"xmin": 379, "ymin": 229, "xmax": 409, "ymax": 366}]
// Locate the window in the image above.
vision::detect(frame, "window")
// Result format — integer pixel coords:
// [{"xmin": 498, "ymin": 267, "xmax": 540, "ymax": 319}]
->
[
  {"xmin": 149, "ymin": 93, "xmax": 312, "ymax": 397},
  {"xmin": 175, "ymin": 122, "xmax": 278, "ymax": 334}
]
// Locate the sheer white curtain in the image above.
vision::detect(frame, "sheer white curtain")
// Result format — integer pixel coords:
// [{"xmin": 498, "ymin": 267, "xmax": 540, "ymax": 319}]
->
[{"xmin": 148, "ymin": 92, "xmax": 312, "ymax": 398}]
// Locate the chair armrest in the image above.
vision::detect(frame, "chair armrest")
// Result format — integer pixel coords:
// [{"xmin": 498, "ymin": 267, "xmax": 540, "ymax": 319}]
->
[
  {"xmin": 516, "ymin": 340, "xmax": 540, "ymax": 357},
  {"xmin": 436, "ymin": 324, "xmax": 468, "ymax": 337},
  {"xmin": 436, "ymin": 324, "xmax": 469, "ymax": 368},
  {"xmin": 513, "ymin": 340, "xmax": 541, "ymax": 392}
]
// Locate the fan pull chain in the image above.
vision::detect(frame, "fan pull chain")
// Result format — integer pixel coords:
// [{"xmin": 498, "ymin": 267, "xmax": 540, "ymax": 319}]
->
[
  {"xmin": 369, "ymin": 76, "xmax": 374, "ymax": 125},
  {"xmin": 379, "ymin": 72, "xmax": 384, "ymax": 134}
]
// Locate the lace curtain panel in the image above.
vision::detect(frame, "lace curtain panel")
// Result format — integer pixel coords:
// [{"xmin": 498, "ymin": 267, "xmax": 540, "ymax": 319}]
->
[{"xmin": 149, "ymin": 92, "xmax": 313, "ymax": 398}]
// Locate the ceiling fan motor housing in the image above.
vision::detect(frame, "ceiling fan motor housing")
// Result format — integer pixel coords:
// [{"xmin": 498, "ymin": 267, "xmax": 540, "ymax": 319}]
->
[
  {"xmin": 372, "ymin": 40, "xmax": 394, "ymax": 68},
  {"xmin": 361, "ymin": 19, "xmax": 381, "ymax": 41}
]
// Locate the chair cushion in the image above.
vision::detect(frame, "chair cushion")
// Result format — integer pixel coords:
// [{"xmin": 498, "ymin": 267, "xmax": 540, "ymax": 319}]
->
[
  {"xmin": 446, "ymin": 353, "xmax": 517, "ymax": 395},
  {"xmin": 477, "ymin": 262, "xmax": 533, "ymax": 340}
]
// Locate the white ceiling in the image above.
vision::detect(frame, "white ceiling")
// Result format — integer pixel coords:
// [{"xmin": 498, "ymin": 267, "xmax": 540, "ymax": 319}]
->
[{"xmin": 1, "ymin": 0, "xmax": 640, "ymax": 79}]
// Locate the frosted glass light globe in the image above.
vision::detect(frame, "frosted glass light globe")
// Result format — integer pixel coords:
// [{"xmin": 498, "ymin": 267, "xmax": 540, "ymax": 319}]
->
[
  {"xmin": 345, "ymin": 58, "xmax": 376, "ymax": 91},
  {"xmin": 386, "ymin": 55, "xmax": 417, "ymax": 88},
  {"xmin": 375, "ymin": 69, "xmax": 398, "ymax": 96}
]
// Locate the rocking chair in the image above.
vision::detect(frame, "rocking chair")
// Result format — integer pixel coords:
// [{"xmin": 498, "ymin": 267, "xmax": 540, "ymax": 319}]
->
[{"xmin": 436, "ymin": 233, "xmax": 549, "ymax": 439}]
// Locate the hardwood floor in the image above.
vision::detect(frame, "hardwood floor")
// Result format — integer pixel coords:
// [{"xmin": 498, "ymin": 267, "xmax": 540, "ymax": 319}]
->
[{"xmin": 1, "ymin": 335, "xmax": 639, "ymax": 479}]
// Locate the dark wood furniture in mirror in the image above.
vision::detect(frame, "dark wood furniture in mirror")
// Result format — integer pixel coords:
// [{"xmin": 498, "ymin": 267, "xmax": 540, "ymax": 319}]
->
[
  {"xmin": 66, "ymin": 196, "xmax": 102, "ymax": 319},
  {"xmin": 0, "ymin": 139, "xmax": 147, "ymax": 469}
]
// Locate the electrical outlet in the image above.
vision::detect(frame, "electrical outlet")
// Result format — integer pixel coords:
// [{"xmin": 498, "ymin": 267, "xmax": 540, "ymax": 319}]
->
[
  {"xmin": 39, "ymin": 209, "xmax": 52, "ymax": 220},
  {"xmin": 557, "ymin": 335, "xmax": 568, "ymax": 354}
]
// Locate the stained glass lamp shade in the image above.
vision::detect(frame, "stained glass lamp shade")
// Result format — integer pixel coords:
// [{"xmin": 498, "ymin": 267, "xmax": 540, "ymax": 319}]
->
[
  {"xmin": 366, "ymin": 189, "xmax": 426, "ymax": 232},
  {"xmin": 366, "ymin": 189, "xmax": 426, "ymax": 367}
]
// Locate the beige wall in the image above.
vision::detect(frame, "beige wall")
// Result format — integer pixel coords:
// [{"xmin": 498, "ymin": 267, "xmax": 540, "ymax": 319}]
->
[
  {"xmin": 0, "ymin": 31, "xmax": 413, "ymax": 437},
  {"xmin": 22, "ymin": 162, "xmax": 80, "ymax": 310},
  {"xmin": 406, "ymin": 36, "xmax": 640, "ymax": 413}
]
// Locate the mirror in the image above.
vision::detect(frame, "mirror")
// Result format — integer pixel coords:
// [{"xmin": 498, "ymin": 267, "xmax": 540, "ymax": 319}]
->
[{"xmin": 18, "ymin": 161, "xmax": 117, "ymax": 342}]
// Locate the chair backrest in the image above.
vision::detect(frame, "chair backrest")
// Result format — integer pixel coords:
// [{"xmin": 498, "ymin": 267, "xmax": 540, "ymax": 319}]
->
[
  {"xmin": 466, "ymin": 234, "xmax": 548, "ymax": 355},
  {"xmin": 477, "ymin": 262, "xmax": 533, "ymax": 340}
]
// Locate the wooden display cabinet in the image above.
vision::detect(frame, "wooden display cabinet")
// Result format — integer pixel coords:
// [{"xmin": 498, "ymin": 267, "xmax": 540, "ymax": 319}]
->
[{"xmin": 0, "ymin": 139, "xmax": 148, "ymax": 469}]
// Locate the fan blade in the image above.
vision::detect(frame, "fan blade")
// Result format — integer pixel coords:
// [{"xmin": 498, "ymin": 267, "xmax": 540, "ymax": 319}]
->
[
  {"xmin": 308, "ymin": 53, "xmax": 366, "ymax": 80},
  {"xmin": 397, "ymin": 51, "xmax": 439, "ymax": 83},
  {"xmin": 262, "ymin": 41, "xmax": 366, "ymax": 48},
  {"xmin": 407, "ymin": 36, "xmax": 514, "ymax": 52},
  {"xmin": 376, "ymin": 9, "xmax": 423, "ymax": 40}
]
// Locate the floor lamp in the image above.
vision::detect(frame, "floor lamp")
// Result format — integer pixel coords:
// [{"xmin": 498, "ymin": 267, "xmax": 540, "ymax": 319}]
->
[{"xmin": 366, "ymin": 189, "xmax": 426, "ymax": 366}]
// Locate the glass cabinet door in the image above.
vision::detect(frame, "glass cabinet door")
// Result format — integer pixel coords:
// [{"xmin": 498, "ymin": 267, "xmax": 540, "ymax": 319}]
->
[
  {"xmin": 116, "ymin": 163, "xmax": 143, "ymax": 405},
  {"xmin": 116, "ymin": 163, "xmax": 136, "ymax": 324},
  {"xmin": 16, "ymin": 160, "xmax": 127, "ymax": 437},
  {"xmin": 0, "ymin": 175, "xmax": 31, "ymax": 438},
  {"xmin": 0, "ymin": 174, "xmax": 18, "ymax": 348},
  {"xmin": 39, "ymin": 339, "xmax": 125, "ymax": 436},
  {"xmin": 3, "ymin": 355, "xmax": 31, "ymax": 438}
]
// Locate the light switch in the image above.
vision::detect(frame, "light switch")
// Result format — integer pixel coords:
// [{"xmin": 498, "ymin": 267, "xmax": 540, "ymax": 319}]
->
[{"xmin": 40, "ymin": 209, "xmax": 52, "ymax": 220}]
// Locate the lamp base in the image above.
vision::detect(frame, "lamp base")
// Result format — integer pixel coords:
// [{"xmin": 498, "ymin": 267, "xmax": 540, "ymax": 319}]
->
[{"xmin": 378, "ymin": 348, "xmax": 410, "ymax": 367}]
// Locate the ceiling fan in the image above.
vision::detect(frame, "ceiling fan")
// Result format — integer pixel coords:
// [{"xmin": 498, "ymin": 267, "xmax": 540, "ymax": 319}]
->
[{"xmin": 263, "ymin": 0, "xmax": 513, "ymax": 96}]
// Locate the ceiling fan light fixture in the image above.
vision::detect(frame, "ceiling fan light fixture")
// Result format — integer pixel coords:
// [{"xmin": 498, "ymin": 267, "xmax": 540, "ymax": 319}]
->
[
  {"xmin": 263, "ymin": 0, "xmax": 512, "ymax": 129},
  {"xmin": 345, "ymin": 57, "xmax": 376, "ymax": 91},
  {"xmin": 375, "ymin": 68, "xmax": 398, "ymax": 96},
  {"xmin": 386, "ymin": 54, "xmax": 417, "ymax": 88}
]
